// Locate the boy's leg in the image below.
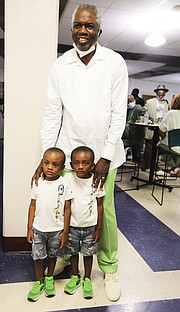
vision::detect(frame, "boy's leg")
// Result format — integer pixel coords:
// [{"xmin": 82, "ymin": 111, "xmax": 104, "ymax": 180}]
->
[
  {"xmin": 70, "ymin": 254, "xmax": 79, "ymax": 276},
  {"xmin": 47, "ymin": 257, "xmax": 57, "ymax": 276},
  {"xmin": 97, "ymin": 169, "xmax": 121, "ymax": 301},
  {"xmin": 64, "ymin": 254, "xmax": 81, "ymax": 295},
  {"xmin": 34, "ymin": 259, "xmax": 44, "ymax": 283},
  {"xmin": 83, "ymin": 255, "xmax": 93, "ymax": 279},
  {"xmin": 27, "ymin": 230, "xmax": 45, "ymax": 301},
  {"xmin": 83, "ymin": 255, "xmax": 93, "ymax": 299}
]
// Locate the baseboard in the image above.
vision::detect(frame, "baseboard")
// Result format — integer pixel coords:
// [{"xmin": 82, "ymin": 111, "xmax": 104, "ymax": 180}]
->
[{"xmin": 2, "ymin": 236, "xmax": 31, "ymax": 252}]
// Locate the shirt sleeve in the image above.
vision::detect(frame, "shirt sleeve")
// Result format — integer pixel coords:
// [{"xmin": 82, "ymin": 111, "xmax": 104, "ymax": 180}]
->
[
  {"xmin": 101, "ymin": 54, "xmax": 128, "ymax": 161},
  {"xmin": 41, "ymin": 60, "xmax": 63, "ymax": 154},
  {"xmin": 159, "ymin": 111, "xmax": 169, "ymax": 132},
  {"xmin": 31, "ymin": 182, "xmax": 37, "ymax": 200},
  {"xmin": 64, "ymin": 182, "xmax": 74, "ymax": 201}
]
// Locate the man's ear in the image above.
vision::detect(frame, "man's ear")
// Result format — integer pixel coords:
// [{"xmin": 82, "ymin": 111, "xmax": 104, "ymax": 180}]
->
[{"xmin": 98, "ymin": 29, "xmax": 102, "ymax": 37}]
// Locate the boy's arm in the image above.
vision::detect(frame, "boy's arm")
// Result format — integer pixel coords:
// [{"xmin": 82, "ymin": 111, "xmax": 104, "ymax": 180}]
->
[
  {"xmin": 59, "ymin": 199, "xmax": 71, "ymax": 248},
  {"xmin": 27, "ymin": 199, "xmax": 36, "ymax": 243},
  {"xmin": 93, "ymin": 197, "xmax": 103, "ymax": 243}
]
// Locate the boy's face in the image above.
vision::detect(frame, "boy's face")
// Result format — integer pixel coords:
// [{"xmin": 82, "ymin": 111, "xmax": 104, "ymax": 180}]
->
[
  {"xmin": 71, "ymin": 151, "xmax": 94, "ymax": 179},
  {"xmin": 42, "ymin": 151, "xmax": 65, "ymax": 181}
]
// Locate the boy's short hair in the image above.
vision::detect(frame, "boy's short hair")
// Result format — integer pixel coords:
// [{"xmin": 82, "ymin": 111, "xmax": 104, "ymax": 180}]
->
[
  {"xmin": 71, "ymin": 146, "xmax": 95, "ymax": 162},
  {"xmin": 43, "ymin": 147, "xmax": 66, "ymax": 164}
]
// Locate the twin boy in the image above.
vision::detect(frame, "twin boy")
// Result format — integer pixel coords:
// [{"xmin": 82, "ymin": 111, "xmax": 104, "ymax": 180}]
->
[{"xmin": 27, "ymin": 146, "xmax": 104, "ymax": 302}]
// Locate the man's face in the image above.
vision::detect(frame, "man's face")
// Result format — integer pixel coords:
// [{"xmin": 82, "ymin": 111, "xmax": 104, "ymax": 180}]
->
[
  {"xmin": 72, "ymin": 8, "xmax": 99, "ymax": 51},
  {"xmin": 156, "ymin": 90, "xmax": 165, "ymax": 100}
]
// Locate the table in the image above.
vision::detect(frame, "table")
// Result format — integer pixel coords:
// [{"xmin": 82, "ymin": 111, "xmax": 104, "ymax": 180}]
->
[{"xmin": 130, "ymin": 122, "xmax": 172, "ymax": 191}]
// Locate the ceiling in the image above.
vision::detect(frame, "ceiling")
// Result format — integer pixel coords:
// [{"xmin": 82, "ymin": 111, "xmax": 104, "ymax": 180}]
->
[
  {"xmin": 58, "ymin": 0, "xmax": 180, "ymax": 84},
  {"xmin": 0, "ymin": 0, "xmax": 179, "ymax": 84}
]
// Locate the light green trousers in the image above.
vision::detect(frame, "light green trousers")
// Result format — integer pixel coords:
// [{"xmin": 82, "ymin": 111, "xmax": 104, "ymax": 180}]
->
[
  {"xmin": 61, "ymin": 168, "xmax": 118, "ymax": 274},
  {"xmin": 97, "ymin": 169, "xmax": 118, "ymax": 273}
]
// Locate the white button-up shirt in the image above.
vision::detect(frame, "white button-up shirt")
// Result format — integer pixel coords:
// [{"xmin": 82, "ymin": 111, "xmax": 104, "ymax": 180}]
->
[{"xmin": 41, "ymin": 43, "xmax": 128, "ymax": 169}]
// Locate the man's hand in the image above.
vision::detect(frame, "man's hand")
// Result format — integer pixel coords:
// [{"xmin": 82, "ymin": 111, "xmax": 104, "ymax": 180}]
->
[
  {"xmin": 93, "ymin": 158, "xmax": 110, "ymax": 189},
  {"xmin": 31, "ymin": 160, "xmax": 43, "ymax": 187}
]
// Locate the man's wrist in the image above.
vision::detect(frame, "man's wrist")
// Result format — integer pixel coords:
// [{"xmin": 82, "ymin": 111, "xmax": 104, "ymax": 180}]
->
[{"xmin": 101, "ymin": 157, "xmax": 111, "ymax": 163}]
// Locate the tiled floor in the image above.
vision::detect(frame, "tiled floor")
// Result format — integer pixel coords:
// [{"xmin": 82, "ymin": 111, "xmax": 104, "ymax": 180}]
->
[{"xmin": 0, "ymin": 161, "xmax": 180, "ymax": 312}]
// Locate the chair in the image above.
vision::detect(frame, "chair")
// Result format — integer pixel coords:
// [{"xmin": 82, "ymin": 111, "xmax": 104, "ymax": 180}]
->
[
  {"xmin": 151, "ymin": 128, "xmax": 180, "ymax": 205},
  {"xmin": 116, "ymin": 138, "xmax": 143, "ymax": 191}
]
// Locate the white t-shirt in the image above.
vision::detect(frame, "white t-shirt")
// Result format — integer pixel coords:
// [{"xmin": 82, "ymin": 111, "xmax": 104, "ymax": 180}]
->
[
  {"xmin": 156, "ymin": 100, "xmax": 166, "ymax": 119},
  {"xmin": 31, "ymin": 176, "xmax": 73, "ymax": 232},
  {"xmin": 64, "ymin": 172, "xmax": 105, "ymax": 227},
  {"xmin": 159, "ymin": 110, "xmax": 180, "ymax": 153}
]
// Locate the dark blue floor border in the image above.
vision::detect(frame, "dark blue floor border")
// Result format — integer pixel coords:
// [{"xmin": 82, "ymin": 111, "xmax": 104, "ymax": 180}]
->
[
  {"xmin": 114, "ymin": 185, "xmax": 180, "ymax": 272},
  {"xmin": 0, "ymin": 253, "xmax": 71, "ymax": 284},
  {"xmin": 49, "ymin": 299, "xmax": 180, "ymax": 312}
]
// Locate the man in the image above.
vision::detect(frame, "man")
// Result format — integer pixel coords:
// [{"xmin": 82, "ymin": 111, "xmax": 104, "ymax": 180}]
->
[
  {"xmin": 33, "ymin": 4, "xmax": 128, "ymax": 301},
  {"xmin": 141, "ymin": 84, "xmax": 169, "ymax": 171},
  {"xmin": 131, "ymin": 88, "xmax": 145, "ymax": 107},
  {"xmin": 123, "ymin": 95, "xmax": 145, "ymax": 161}
]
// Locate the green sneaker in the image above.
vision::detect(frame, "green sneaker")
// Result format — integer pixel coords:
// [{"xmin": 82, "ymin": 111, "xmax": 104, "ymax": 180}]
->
[
  {"xmin": 44, "ymin": 276, "xmax": 56, "ymax": 297},
  {"xmin": 64, "ymin": 275, "xmax": 81, "ymax": 294},
  {"xmin": 82, "ymin": 278, "xmax": 93, "ymax": 299},
  {"xmin": 27, "ymin": 281, "xmax": 44, "ymax": 302}
]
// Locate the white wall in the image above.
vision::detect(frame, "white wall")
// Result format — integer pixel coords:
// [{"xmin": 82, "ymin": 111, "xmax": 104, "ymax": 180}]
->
[
  {"xmin": 129, "ymin": 78, "xmax": 179, "ymax": 103},
  {"xmin": 4, "ymin": 0, "xmax": 59, "ymax": 237}
]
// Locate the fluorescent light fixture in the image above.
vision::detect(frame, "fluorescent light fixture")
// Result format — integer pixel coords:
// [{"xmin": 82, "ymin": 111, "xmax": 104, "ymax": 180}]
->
[{"xmin": 144, "ymin": 32, "xmax": 166, "ymax": 47}]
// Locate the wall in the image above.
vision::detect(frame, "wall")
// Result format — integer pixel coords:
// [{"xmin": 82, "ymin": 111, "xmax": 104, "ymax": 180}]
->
[{"xmin": 3, "ymin": 0, "xmax": 59, "ymax": 245}]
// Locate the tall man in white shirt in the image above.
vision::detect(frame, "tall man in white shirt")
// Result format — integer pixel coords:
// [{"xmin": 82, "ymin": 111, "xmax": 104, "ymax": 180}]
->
[
  {"xmin": 33, "ymin": 4, "xmax": 128, "ymax": 301},
  {"xmin": 141, "ymin": 84, "xmax": 169, "ymax": 171}
]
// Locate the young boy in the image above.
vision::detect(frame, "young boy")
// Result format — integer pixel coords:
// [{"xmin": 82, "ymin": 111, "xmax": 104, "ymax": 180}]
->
[
  {"xmin": 27, "ymin": 147, "xmax": 73, "ymax": 302},
  {"xmin": 64, "ymin": 146, "xmax": 104, "ymax": 299}
]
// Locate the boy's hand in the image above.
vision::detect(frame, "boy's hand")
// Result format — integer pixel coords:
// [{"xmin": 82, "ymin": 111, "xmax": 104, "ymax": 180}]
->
[
  {"xmin": 58, "ymin": 232, "xmax": 68, "ymax": 248},
  {"xmin": 92, "ymin": 228, "xmax": 101, "ymax": 243},
  {"xmin": 27, "ymin": 229, "xmax": 34, "ymax": 243}
]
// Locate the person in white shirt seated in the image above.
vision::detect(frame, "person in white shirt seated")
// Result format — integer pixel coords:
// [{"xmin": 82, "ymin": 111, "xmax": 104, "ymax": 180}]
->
[{"xmin": 158, "ymin": 93, "xmax": 180, "ymax": 177}]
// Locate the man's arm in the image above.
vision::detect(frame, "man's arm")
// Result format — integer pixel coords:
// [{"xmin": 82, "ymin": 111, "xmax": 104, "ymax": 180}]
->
[
  {"xmin": 93, "ymin": 55, "xmax": 128, "ymax": 188},
  {"xmin": 41, "ymin": 61, "xmax": 63, "ymax": 153}
]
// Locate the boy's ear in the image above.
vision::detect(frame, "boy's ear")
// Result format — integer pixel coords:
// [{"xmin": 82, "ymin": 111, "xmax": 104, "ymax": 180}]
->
[{"xmin": 70, "ymin": 161, "xmax": 73, "ymax": 169}]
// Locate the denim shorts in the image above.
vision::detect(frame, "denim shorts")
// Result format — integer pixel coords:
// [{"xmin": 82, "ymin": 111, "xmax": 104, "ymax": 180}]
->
[
  {"xmin": 65, "ymin": 226, "xmax": 97, "ymax": 257},
  {"xmin": 32, "ymin": 228, "xmax": 64, "ymax": 261}
]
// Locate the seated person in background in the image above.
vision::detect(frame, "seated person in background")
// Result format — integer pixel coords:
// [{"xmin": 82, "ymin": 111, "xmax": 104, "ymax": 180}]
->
[
  {"xmin": 122, "ymin": 95, "xmax": 145, "ymax": 161},
  {"xmin": 141, "ymin": 84, "xmax": 169, "ymax": 171},
  {"xmin": 131, "ymin": 88, "xmax": 145, "ymax": 107},
  {"xmin": 158, "ymin": 93, "xmax": 180, "ymax": 177}
]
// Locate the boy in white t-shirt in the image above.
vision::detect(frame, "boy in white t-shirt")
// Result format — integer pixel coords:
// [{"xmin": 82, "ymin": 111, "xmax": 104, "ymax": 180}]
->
[
  {"xmin": 64, "ymin": 146, "xmax": 105, "ymax": 299},
  {"xmin": 27, "ymin": 147, "xmax": 73, "ymax": 302}
]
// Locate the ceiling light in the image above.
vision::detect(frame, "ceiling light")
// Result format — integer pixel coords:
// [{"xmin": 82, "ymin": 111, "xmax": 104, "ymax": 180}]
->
[{"xmin": 144, "ymin": 32, "xmax": 166, "ymax": 47}]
